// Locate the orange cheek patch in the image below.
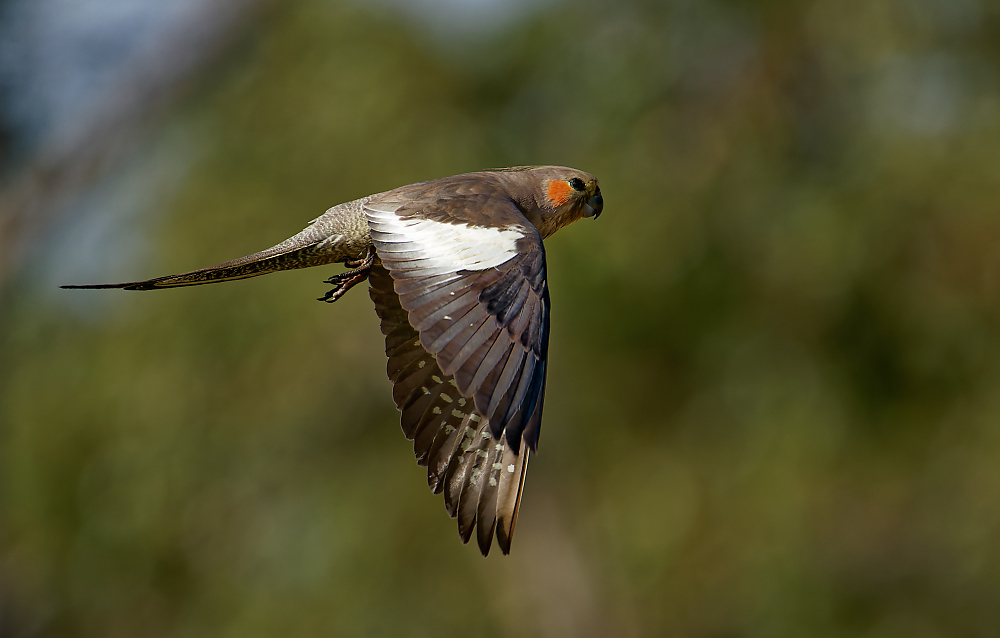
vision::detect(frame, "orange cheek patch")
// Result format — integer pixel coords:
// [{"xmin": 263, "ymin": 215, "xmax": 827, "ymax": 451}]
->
[{"xmin": 546, "ymin": 180, "xmax": 573, "ymax": 207}]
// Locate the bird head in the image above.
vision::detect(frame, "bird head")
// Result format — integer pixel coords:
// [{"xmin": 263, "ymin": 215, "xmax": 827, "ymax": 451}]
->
[{"xmin": 496, "ymin": 166, "xmax": 603, "ymax": 238}]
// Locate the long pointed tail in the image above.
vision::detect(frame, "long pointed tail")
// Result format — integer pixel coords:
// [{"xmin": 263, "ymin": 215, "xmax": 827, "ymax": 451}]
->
[{"xmin": 62, "ymin": 235, "xmax": 344, "ymax": 291}]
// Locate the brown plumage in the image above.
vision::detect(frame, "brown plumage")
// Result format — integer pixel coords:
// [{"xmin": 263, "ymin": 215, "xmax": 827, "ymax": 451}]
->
[{"xmin": 63, "ymin": 165, "xmax": 603, "ymax": 555}]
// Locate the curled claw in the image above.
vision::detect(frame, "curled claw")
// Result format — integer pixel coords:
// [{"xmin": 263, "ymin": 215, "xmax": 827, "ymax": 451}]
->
[
  {"xmin": 343, "ymin": 253, "xmax": 372, "ymax": 268},
  {"xmin": 317, "ymin": 248, "xmax": 375, "ymax": 303}
]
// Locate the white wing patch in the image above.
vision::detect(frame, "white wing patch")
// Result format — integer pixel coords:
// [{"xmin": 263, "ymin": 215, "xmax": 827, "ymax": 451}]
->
[{"xmin": 366, "ymin": 202, "xmax": 523, "ymax": 272}]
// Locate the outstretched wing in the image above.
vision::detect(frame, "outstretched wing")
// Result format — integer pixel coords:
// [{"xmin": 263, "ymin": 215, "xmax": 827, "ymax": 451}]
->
[
  {"xmin": 369, "ymin": 266, "xmax": 528, "ymax": 555},
  {"xmin": 366, "ymin": 184, "xmax": 549, "ymax": 453},
  {"xmin": 365, "ymin": 180, "xmax": 550, "ymax": 555}
]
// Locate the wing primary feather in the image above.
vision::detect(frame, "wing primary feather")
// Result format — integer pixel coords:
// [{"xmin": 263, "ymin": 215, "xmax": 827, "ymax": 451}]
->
[
  {"xmin": 495, "ymin": 445, "xmax": 529, "ymax": 555},
  {"xmin": 476, "ymin": 440, "xmax": 504, "ymax": 555},
  {"xmin": 508, "ymin": 293, "xmax": 536, "ymax": 343},
  {"xmin": 383, "ymin": 322, "xmax": 416, "ymax": 352},
  {"xmin": 497, "ymin": 354, "xmax": 537, "ymax": 442},
  {"xmin": 457, "ymin": 428, "xmax": 495, "ymax": 545},
  {"xmin": 448, "ymin": 318, "xmax": 498, "ymax": 384},
  {"xmin": 454, "ymin": 336, "xmax": 498, "ymax": 394},
  {"xmin": 520, "ymin": 363, "xmax": 547, "ymax": 451},
  {"xmin": 386, "ymin": 346, "xmax": 426, "ymax": 382},
  {"xmin": 496, "ymin": 280, "xmax": 530, "ymax": 327},
  {"xmin": 429, "ymin": 305, "xmax": 489, "ymax": 359},
  {"xmin": 443, "ymin": 428, "xmax": 477, "ymax": 518},
  {"xmin": 400, "ymin": 396, "xmax": 430, "ymax": 440},
  {"xmin": 412, "ymin": 410, "xmax": 446, "ymax": 465},
  {"xmin": 409, "ymin": 290, "xmax": 479, "ymax": 331},
  {"xmin": 483, "ymin": 346, "xmax": 526, "ymax": 425},
  {"xmin": 391, "ymin": 354, "xmax": 436, "ymax": 408},
  {"xmin": 426, "ymin": 412, "xmax": 473, "ymax": 493},
  {"xmin": 468, "ymin": 334, "xmax": 514, "ymax": 396},
  {"xmin": 399, "ymin": 275, "xmax": 479, "ymax": 309},
  {"xmin": 481, "ymin": 269, "xmax": 522, "ymax": 315}
]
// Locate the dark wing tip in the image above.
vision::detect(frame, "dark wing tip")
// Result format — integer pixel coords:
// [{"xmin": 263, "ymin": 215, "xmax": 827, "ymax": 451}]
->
[{"xmin": 478, "ymin": 535, "xmax": 493, "ymax": 557}]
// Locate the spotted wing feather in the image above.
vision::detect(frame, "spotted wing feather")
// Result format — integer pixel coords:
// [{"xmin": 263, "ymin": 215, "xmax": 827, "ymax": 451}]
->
[{"xmin": 369, "ymin": 265, "xmax": 528, "ymax": 555}]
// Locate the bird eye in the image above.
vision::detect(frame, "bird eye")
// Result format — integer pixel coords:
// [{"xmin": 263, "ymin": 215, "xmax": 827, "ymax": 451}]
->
[{"xmin": 569, "ymin": 178, "xmax": 586, "ymax": 191}]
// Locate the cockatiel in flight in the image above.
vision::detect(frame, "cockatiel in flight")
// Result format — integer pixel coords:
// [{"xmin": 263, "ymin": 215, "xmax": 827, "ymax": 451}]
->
[{"xmin": 64, "ymin": 166, "xmax": 604, "ymax": 555}]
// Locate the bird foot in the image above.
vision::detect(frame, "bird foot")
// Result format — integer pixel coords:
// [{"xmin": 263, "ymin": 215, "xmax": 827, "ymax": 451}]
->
[{"xmin": 318, "ymin": 249, "xmax": 375, "ymax": 303}]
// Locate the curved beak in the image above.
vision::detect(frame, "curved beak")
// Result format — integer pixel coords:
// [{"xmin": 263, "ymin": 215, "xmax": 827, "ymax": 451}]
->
[{"xmin": 584, "ymin": 188, "xmax": 603, "ymax": 219}]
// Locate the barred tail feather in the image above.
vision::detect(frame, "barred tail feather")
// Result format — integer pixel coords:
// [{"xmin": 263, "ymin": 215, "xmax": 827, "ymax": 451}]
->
[{"xmin": 62, "ymin": 239, "xmax": 347, "ymax": 290}]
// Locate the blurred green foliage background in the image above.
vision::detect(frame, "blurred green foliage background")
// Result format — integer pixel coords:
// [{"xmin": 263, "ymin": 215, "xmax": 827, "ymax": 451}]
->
[{"xmin": 4, "ymin": 0, "xmax": 1000, "ymax": 636}]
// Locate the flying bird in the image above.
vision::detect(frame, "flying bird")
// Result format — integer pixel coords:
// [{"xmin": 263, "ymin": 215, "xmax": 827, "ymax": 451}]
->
[{"xmin": 64, "ymin": 166, "xmax": 603, "ymax": 555}]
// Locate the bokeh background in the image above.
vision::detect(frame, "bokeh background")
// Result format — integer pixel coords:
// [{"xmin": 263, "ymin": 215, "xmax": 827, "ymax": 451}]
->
[{"xmin": 3, "ymin": 0, "xmax": 1000, "ymax": 636}]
